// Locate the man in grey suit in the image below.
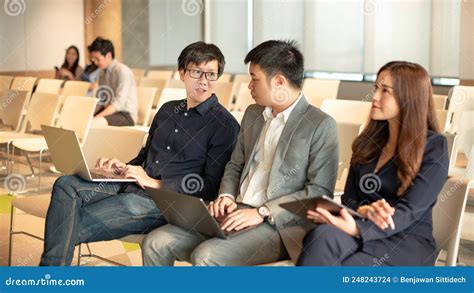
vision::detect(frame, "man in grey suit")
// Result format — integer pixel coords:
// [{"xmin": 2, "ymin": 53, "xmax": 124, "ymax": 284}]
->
[{"xmin": 141, "ymin": 40, "xmax": 339, "ymax": 266}]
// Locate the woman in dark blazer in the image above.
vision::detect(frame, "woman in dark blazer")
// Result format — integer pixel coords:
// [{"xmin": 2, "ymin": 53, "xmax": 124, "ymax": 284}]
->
[{"xmin": 297, "ymin": 61, "xmax": 449, "ymax": 266}]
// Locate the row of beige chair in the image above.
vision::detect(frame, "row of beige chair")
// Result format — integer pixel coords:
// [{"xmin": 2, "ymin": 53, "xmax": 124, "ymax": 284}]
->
[
  {"xmin": 35, "ymin": 79, "xmax": 91, "ymax": 96},
  {"xmin": 0, "ymin": 76, "xmax": 36, "ymax": 93},
  {"xmin": 0, "ymin": 79, "xmax": 92, "ymax": 133},
  {"xmin": 1, "ymin": 94, "xmax": 97, "ymax": 191}
]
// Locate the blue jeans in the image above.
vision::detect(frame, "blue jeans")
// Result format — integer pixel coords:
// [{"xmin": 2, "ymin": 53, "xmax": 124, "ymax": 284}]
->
[{"xmin": 40, "ymin": 175, "xmax": 165, "ymax": 266}]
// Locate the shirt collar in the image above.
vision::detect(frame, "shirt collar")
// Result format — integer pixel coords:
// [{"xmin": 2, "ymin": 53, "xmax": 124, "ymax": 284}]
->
[
  {"xmin": 185, "ymin": 94, "xmax": 218, "ymax": 116},
  {"xmin": 105, "ymin": 60, "xmax": 117, "ymax": 73},
  {"xmin": 262, "ymin": 92, "xmax": 303, "ymax": 123}
]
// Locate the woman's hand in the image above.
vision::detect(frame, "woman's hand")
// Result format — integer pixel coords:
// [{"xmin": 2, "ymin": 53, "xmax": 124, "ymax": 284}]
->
[
  {"xmin": 364, "ymin": 199, "xmax": 395, "ymax": 230},
  {"xmin": 307, "ymin": 207, "xmax": 360, "ymax": 237}
]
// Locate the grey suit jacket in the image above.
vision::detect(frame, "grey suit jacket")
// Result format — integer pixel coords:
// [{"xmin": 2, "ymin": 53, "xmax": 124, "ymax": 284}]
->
[{"xmin": 219, "ymin": 95, "xmax": 339, "ymax": 262}]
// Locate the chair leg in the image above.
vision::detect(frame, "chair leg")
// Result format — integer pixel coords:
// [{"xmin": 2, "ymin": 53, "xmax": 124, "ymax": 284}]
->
[
  {"xmin": 77, "ymin": 243, "xmax": 126, "ymax": 266},
  {"xmin": 77, "ymin": 244, "xmax": 82, "ymax": 266},
  {"xmin": 8, "ymin": 203, "xmax": 14, "ymax": 266},
  {"xmin": 38, "ymin": 149, "xmax": 44, "ymax": 193},
  {"xmin": 6, "ymin": 141, "xmax": 12, "ymax": 174},
  {"xmin": 24, "ymin": 152, "xmax": 36, "ymax": 177}
]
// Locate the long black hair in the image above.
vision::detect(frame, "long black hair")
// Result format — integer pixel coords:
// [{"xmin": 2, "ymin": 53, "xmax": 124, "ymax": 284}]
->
[{"xmin": 61, "ymin": 45, "xmax": 80, "ymax": 77}]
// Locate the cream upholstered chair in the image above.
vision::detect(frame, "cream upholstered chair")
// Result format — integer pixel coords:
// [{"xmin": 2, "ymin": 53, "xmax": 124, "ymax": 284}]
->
[
  {"xmin": 214, "ymin": 81, "xmax": 234, "ymax": 109},
  {"xmin": 302, "ymin": 78, "xmax": 340, "ymax": 108},
  {"xmin": 446, "ymin": 85, "xmax": 474, "ymax": 134},
  {"xmin": 132, "ymin": 68, "xmax": 146, "ymax": 84},
  {"xmin": 35, "ymin": 79, "xmax": 64, "ymax": 94},
  {"xmin": 10, "ymin": 76, "xmax": 36, "ymax": 92},
  {"xmin": 62, "ymin": 80, "xmax": 91, "ymax": 97},
  {"xmin": 146, "ymin": 70, "xmax": 174, "ymax": 80},
  {"xmin": 59, "ymin": 80, "xmax": 92, "ymax": 110},
  {"xmin": 229, "ymin": 83, "xmax": 253, "ymax": 112},
  {"xmin": 436, "ymin": 109, "xmax": 449, "ymax": 132},
  {"xmin": 0, "ymin": 75, "xmax": 13, "ymax": 91},
  {"xmin": 167, "ymin": 79, "xmax": 185, "ymax": 89},
  {"xmin": 134, "ymin": 87, "xmax": 157, "ymax": 127},
  {"xmin": 433, "ymin": 177, "xmax": 473, "ymax": 266},
  {"xmin": 433, "ymin": 94, "xmax": 447, "ymax": 110},
  {"xmin": 139, "ymin": 78, "xmax": 168, "ymax": 108},
  {"xmin": 0, "ymin": 90, "xmax": 30, "ymax": 132},
  {"xmin": 147, "ymin": 88, "xmax": 187, "ymax": 126},
  {"xmin": 9, "ymin": 76, "xmax": 36, "ymax": 110},
  {"xmin": 334, "ymin": 122, "xmax": 364, "ymax": 195},
  {"xmin": 230, "ymin": 74, "xmax": 251, "ymax": 104},
  {"xmin": 320, "ymin": 99, "xmax": 371, "ymax": 125}
]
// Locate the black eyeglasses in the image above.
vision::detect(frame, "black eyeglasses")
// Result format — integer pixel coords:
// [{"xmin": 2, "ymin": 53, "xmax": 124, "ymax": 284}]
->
[{"xmin": 186, "ymin": 68, "xmax": 219, "ymax": 81}]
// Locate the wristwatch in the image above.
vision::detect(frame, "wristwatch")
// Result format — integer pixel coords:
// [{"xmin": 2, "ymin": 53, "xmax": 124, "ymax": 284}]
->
[{"xmin": 257, "ymin": 205, "xmax": 274, "ymax": 225}]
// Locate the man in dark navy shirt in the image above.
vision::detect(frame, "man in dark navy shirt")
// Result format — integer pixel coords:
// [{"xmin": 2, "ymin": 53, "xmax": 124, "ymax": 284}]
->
[{"xmin": 40, "ymin": 42, "xmax": 240, "ymax": 266}]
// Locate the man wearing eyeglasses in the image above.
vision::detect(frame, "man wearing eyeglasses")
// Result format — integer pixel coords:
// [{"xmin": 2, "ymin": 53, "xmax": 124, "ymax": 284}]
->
[{"xmin": 40, "ymin": 42, "xmax": 240, "ymax": 266}]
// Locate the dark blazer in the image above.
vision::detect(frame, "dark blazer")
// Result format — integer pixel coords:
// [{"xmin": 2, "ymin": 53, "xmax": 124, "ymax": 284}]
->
[{"xmin": 342, "ymin": 130, "xmax": 449, "ymax": 263}]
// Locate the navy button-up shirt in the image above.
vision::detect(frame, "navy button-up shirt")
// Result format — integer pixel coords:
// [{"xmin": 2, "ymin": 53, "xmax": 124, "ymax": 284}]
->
[{"xmin": 123, "ymin": 94, "xmax": 240, "ymax": 200}]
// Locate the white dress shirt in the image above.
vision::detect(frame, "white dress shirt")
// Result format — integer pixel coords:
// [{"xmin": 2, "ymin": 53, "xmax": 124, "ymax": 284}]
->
[{"xmin": 235, "ymin": 93, "xmax": 303, "ymax": 207}]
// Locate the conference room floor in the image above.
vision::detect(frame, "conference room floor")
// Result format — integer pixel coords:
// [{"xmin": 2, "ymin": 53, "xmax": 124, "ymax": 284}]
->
[{"xmin": 0, "ymin": 154, "xmax": 473, "ymax": 267}]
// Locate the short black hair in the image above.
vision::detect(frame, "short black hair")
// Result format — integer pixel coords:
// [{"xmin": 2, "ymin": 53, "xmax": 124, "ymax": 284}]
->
[
  {"xmin": 88, "ymin": 37, "xmax": 115, "ymax": 59},
  {"xmin": 178, "ymin": 42, "xmax": 225, "ymax": 76},
  {"xmin": 244, "ymin": 40, "xmax": 304, "ymax": 89}
]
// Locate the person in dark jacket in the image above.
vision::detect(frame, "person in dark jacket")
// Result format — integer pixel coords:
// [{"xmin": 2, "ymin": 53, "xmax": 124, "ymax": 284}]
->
[{"xmin": 297, "ymin": 61, "xmax": 448, "ymax": 266}]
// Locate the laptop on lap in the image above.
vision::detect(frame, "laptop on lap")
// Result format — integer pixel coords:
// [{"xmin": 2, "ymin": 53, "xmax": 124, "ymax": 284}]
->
[
  {"xmin": 146, "ymin": 188, "xmax": 255, "ymax": 239},
  {"xmin": 41, "ymin": 125, "xmax": 136, "ymax": 182}
]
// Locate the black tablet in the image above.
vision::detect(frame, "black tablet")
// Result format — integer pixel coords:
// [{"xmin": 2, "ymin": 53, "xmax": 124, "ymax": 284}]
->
[{"xmin": 279, "ymin": 195, "xmax": 363, "ymax": 219}]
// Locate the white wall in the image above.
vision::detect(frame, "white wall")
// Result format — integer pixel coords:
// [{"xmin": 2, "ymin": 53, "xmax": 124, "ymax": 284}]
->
[
  {"xmin": 0, "ymin": 0, "xmax": 85, "ymax": 72},
  {"xmin": 210, "ymin": 0, "xmax": 249, "ymax": 74},
  {"xmin": 149, "ymin": 0, "xmax": 202, "ymax": 67},
  {"xmin": 364, "ymin": 0, "xmax": 432, "ymax": 74}
]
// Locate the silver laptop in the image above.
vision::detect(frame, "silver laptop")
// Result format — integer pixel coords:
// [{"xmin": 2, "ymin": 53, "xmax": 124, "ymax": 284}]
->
[
  {"xmin": 41, "ymin": 125, "xmax": 136, "ymax": 182},
  {"xmin": 146, "ymin": 188, "xmax": 255, "ymax": 239}
]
